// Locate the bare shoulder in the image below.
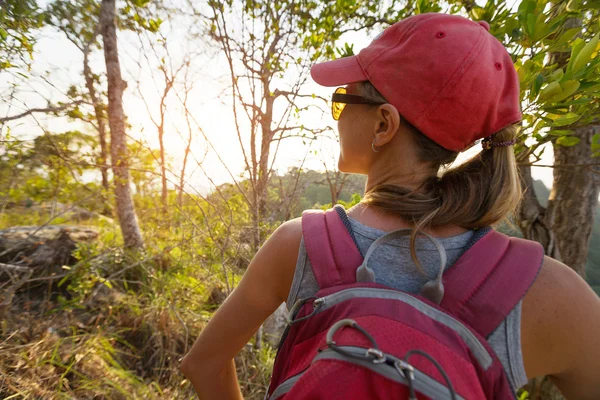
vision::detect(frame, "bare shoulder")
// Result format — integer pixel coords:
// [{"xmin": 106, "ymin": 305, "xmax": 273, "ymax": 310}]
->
[
  {"xmin": 271, "ymin": 217, "xmax": 303, "ymax": 243},
  {"xmin": 258, "ymin": 217, "xmax": 303, "ymax": 302},
  {"xmin": 521, "ymin": 255, "xmax": 600, "ymax": 399}
]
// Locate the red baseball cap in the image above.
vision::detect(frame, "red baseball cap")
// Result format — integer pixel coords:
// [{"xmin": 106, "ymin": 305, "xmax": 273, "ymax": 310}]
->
[{"xmin": 311, "ymin": 13, "xmax": 521, "ymax": 152}]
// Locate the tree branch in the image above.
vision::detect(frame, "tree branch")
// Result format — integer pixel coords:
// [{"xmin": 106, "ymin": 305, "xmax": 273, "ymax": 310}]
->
[{"xmin": 0, "ymin": 101, "xmax": 85, "ymax": 123}]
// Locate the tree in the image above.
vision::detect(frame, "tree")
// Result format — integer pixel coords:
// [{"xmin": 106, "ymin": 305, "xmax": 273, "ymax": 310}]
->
[
  {"xmin": 132, "ymin": 23, "xmax": 186, "ymax": 214},
  {"xmin": 319, "ymin": 140, "xmax": 350, "ymax": 205},
  {"xmin": 0, "ymin": 0, "xmax": 43, "ymax": 72},
  {"xmin": 47, "ymin": 0, "xmax": 111, "ymax": 201},
  {"xmin": 100, "ymin": 0, "xmax": 143, "ymax": 249},
  {"xmin": 519, "ymin": 11, "xmax": 600, "ymax": 276},
  {"xmin": 195, "ymin": 0, "xmax": 413, "ymax": 347},
  {"xmin": 197, "ymin": 0, "xmax": 411, "ymax": 250},
  {"xmin": 0, "ymin": 130, "xmax": 99, "ymax": 212},
  {"xmin": 176, "ymin": 64, "xmax": 200, "ymax": 208}
]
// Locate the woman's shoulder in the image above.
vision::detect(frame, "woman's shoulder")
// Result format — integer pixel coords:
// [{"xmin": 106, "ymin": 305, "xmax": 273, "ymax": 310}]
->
[
  {"xmin": 272, "ymin": 217, "xmax": 303, "ymax": 245},
  {"xmin": 263, "ymin": 218, "xmax": 303, "ymax": 301},
  {"xmin": 521, "ymin": 255, "xmax": 600, "ymax": 397}
]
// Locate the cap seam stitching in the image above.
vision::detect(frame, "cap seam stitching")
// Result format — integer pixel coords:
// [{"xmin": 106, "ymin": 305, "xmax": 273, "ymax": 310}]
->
[
  {"xmin": 360, "ymin": 15, "xmax": 423, "ymax": 71},
  {"xmin": 414, "ymin": 27, "xmax": 486, "ymax": 129}
]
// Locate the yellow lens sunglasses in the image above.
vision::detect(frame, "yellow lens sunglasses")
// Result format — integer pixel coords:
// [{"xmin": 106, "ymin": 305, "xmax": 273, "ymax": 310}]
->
[{"xmin": 331, "ymin": 87, "xmax": 384, "ymax": 120}]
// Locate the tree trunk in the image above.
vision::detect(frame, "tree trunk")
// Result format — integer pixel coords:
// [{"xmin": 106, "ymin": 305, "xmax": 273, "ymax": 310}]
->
[
  {"xmin": 325, "ymin": 169, "xmax": 348, "ymax": 205},
  {"xmin": 83, "ymin": 42, "xmax": 111, "ymax": 215},
  {"xmin": 518, "ymin": 164, "xmax": 561, "ymax": 258},
  {"xmin": 83, "ymin": 54, "xmax": 109, "ymax": 193},
  {"xmin": 158, "ymin": 81, "xmax": 170, "ymax": 212},
  {"xmin": 178, "ymin": 143, "xmax": 191, "ymax": 207},
  {"xmin": 178, "ymin": 106, "xmax": 193, "ymax": 207},
  {"xmin": 100, "ymin": 0, "xmax": 143, "ymax": 249},
  {"xmin": 527, "ymin": 376, "xmax": 565, "ymax": 400},
  {"xmin": 159, "ymin": 122, "xmax": 168, "ymax": 212},
  {"xmin": 549, "ymin": 124, "xmax": 600, "ymax": 276}
]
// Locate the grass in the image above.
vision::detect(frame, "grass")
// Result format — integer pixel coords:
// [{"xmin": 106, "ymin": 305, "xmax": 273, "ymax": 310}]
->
[{"xmin": 0, "ymin": 207, "xmax": 276, "ymax": 400}]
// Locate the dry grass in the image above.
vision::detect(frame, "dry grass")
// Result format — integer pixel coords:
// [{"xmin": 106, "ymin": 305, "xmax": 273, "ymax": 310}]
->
[
  {"xmin": 0, "ymin": 264, "xmax": 276, "ymax": 400},
  {"xmin": 0, "ymin": 295, "xmax": 191, "ymax": 399}
]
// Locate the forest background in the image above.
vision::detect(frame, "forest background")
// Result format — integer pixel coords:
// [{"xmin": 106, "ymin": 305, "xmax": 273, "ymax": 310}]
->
[{"xmin": 0, "ymin": 0, "xmax": 599, "ymax": 399}]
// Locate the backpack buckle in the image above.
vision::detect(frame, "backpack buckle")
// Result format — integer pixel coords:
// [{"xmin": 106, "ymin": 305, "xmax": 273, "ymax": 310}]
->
[
  {"xmin": 394, "ymin": 360, "xmax": 415, "ymax": 381},
  {"xmin": 365, "ymin": 348, "xmax": 386, "ymax": 364},
  {"xmin": 287, "ymin": 297, "xmax": 323, "ymax": 326},
  {"xmin": 326, "ymin": 319, "xmax": 387, "ymax": 364}
]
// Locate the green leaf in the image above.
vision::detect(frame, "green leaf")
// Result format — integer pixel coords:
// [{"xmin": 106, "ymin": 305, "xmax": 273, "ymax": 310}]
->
[
  {"xmin": 548, "ymin": 129, "xmax": 575, "ymax": 136},
  {"xmin": 518, "ymin": 0, "xmax": 536, "ymax": 17},
  {"xmin": 556, "ymin": 136, "xmax": 580, "ymax": 146},
  {"xmin": 148, "ymin": 18, "xmax": 162, "ymax": 32},
  {"xmin": 517, "ymin": 61, "xmax": 533, "ymax": 83},
  {"xmin": 580, "ymin": 82, "xmax": 600, "ymax": 93},
  {"xmin": 548, "ymin": 68, "xmax": 564, "ymax": 82},
  {"xmin": 549, "ymin": 80, "xmax": 580, "ymax": 102},
  {"xmin": 539, "ymin": 81, "xmax": 562, "ymax": 101},
  {"xmin": 526, "ymin": 13, "xmax": 536, "ymax": 38},
  {"xmin": 571, "ymin": 33, "xmax": 599, "ymax": 73},
  {"xmin": 567, "ymin": 37, "xmax": 586, "ymax": 73},
  {"xmin": 553, "ymin": 27, "xmax": 581, "ymax": 47},
  {"xmin": 551, "ymin": 112, "xmax": 581, "ymax": 126},
  {"xmin": 518, "ymin": 389, "xmax": 529, "ymax": 400},
  {"xmin": 0, "ymin": 27, "xmax": 7, "ymax": 41},
  {"xmin": 532, "ymin": 73, "xmax": 544, "ymax": 97},
  {"xmin": 532, "ymin": 13, "xmax": 550, "ymax": 42},
  {"xmin": 592, "ymin": 133, "xmax": 600, "ymax": 144}
]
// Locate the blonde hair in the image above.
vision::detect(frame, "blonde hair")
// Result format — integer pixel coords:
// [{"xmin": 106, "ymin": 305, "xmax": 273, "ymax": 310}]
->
[{"xmin": 356, "ymin": 81, "xmax": 522, "ymax": 268}]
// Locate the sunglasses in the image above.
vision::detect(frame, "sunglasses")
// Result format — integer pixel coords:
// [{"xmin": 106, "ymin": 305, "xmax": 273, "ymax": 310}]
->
[{"xmin": 331, "ymin": 87, "xmax": 385, "ymax": 120}]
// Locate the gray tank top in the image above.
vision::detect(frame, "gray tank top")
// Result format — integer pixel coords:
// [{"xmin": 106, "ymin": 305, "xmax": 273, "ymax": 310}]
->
[{"xmin": 286, "ymin": 216, "xmax": 528, "ymax": 391}]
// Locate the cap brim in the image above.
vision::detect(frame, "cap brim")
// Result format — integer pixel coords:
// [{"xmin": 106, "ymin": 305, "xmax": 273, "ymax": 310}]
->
[{"xmin": 310, "ymin": 55, "xmax": 367, "ymax": 87}]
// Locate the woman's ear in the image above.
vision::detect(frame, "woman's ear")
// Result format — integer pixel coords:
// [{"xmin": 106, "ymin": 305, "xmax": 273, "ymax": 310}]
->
[{"xmin": 372, "ymin": 104, "xmax": 401, "ymax": 147}]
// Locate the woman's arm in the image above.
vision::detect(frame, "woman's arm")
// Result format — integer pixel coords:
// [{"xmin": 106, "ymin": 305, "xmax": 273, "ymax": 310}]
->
[
  {"xmin": 522, "ymin": 256, "xmax": 600, "ymax": 399},
  {"xmin": 180, "ymin": 219, "xmax": 302, "ymax": 399}
]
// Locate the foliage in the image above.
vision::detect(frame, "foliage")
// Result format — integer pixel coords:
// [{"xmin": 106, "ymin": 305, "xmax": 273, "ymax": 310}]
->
[
  {"xmin": 479, "ymin": 0, "xmax": 600, "ymax": 160},
  {"xmin": 0, "ymin": 131, "xmax": 102, "ymax": 213},
  {"xmin": 0, "ymin": 0, "xmax": 44, "ymax": 71},
  {"xmin": 46, "ymin": 0, "xmax": 102, "ymax": 48}
]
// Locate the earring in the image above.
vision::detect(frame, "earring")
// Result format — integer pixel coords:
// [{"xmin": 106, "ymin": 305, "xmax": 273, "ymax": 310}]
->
[{"xmin": 372, "ymin": 139, "xmax": 379, "ymax": 153}]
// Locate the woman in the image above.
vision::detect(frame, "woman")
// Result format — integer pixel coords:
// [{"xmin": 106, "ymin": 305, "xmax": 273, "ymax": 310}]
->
[{"xmin": 181, "ymin": 13, "xmax": 600, "ymax": 399}]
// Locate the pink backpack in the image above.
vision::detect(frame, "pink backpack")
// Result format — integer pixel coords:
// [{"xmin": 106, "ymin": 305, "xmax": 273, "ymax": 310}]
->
[{"xmin": 266, "ymin": 207, "xmax": 543, "ymax": 400}]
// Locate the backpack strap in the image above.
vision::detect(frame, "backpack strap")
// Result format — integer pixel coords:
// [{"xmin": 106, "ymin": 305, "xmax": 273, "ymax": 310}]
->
[
  {"xmin": 301, "ymin": 206, "xmax": 363, "ymax": 289},
  {"xmin": 440, "ymin": 229, "xmax": 544, "ymax": 338}
]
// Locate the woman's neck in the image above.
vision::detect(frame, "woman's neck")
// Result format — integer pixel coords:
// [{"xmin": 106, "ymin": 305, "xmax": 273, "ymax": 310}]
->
[
  {"xmin": 364, "ymin": 168, "xmax": 430, "ymax": 193},
  {"xmin": 347, "ymin": 200, "xmax": 469, "ymax": 239},
  {"xmin": 364, "ymin": 144, "xmax": 433, "ymax": 193}
]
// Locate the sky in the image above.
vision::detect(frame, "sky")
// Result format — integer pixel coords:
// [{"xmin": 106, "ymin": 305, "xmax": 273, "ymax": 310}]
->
[{"xmin": 1, "ymin": 1, "xmax": 557, "ymax": 198}]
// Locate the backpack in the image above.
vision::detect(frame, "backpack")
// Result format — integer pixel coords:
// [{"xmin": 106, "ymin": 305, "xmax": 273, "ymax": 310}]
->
[{"xmin": 266, "ymin": 206, "xmax": 544, "ymax": 400}]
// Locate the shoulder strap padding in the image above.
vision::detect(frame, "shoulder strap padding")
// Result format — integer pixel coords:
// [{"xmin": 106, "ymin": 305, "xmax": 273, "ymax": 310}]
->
[
  {"xmin": 441, "ymin": 229, "xmax": 544, "ymax": 338},
  {"xmin": 301, "ymin": 207, "xmax": 363, "ymax": 289}
]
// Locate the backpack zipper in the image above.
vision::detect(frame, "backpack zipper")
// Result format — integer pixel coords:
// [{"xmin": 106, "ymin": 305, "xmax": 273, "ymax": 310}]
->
[
  {"xmin": 268, "ymin": 371, "xmax": 303, "ymax": 400},
  {"xmin": 267, "ymin": 346, "xmax": 465, "ymax": 400},
  {"xmin": 275, "ymin": 297, "xmax": 324, "ymax": 353},
  {"xmin": 311, "ymin": 287, "xmax": 493, "ymax": 369}
]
